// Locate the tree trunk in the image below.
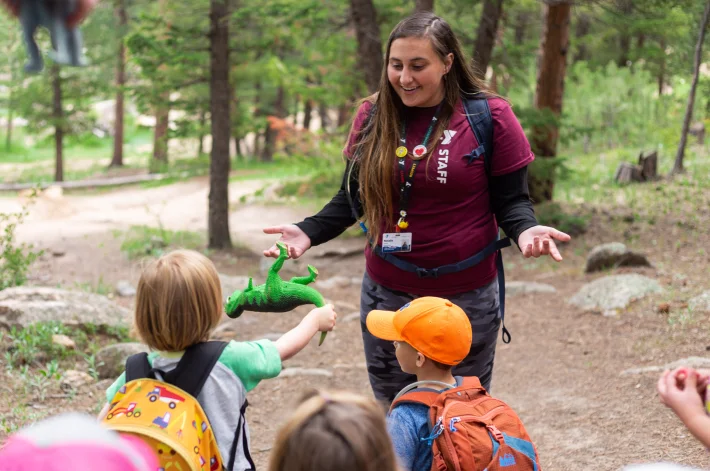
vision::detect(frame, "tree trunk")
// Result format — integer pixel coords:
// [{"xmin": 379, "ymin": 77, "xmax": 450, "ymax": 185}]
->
[
  {"xmin": 261, "ymin": 85, "xmax": 284, "ymax": 162},
  {"xmin": 530, "ymin": 1, "xmax": 571, "ymax": 203},
  {"xmin": 616, "ymin": 0, "xmax": 633, "ymax": 66},
  {"xmin": 514, "ymin": 11, "xmax": 527, "ymax": 45},
  {"xmin": 350, "ymin": 0, "xmax": 383, "ymax": 94},
  {"xmin": 152, "ymin": 0, "xmax": 170, "ymax": 167},
  {"xmin": 473, "ymin": 0, "xmax": 504, "ymax": 80},
  {"xmin": 658, "ymin": 37, "xmax": 666, "ymax": 95},
  {"xmin": 208, "ymin": 0, "xmax": 232, "ymax": 249},
  {"xmin": 337, "ymin": 101, "xmax": 350, "ymax": 128},
  {"xmin": 153, "ymin": 102, "xmax": 170, "ymax": 165},
  {"xmin": 319, "ymin": 102, "xmax": 332, "ymax": 133},
  {"xmin": 5, "ymin": 89, "xmax": 13, "ymax": 152},
  {"xmin": 573, "ymin": 12, "xmax": 590, "ymax": 62},
  {"xmin": 197, "ymin": 109, "xmax": 206, "ymax": 157},
  {"xmin": 415, "ymin": 0, "xmax": 433, "ymax": 12},
  {"xmin": 110, "ymin": 0, "xmax": 127, "ymax": 168},
  {"xmin": 672, "ymin": 0, "xmax": 710, "ymax": 175},
  {"xmin": 51, "ymin": 65, "xmax": 64, "ymax": 182},
  {"xmin": 303, "ymin": 99, "xmax": 313, "ymax": 131}
]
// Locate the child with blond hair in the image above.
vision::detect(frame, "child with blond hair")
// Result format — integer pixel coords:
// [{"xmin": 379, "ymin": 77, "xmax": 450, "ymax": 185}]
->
[
  {"xmin": 100, "ymin": 250, "xmax": 337, "ymax": 471},
  {"xmin": 268, "ymin": 390, "xmax": 399, "ymax": 471}
]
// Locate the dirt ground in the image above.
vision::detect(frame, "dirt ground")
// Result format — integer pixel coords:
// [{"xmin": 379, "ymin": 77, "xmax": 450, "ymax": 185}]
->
[{"xmin": 1, "ymin": 176, "xmax": 710, "ymax": 471}]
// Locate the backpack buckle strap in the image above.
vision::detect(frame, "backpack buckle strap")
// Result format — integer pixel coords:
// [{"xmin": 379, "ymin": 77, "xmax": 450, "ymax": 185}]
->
[
  {"xmin": 487, "ymin": 424, "xmax": 504, "ymax": 442},
  {"xmin": 421, "ymin": 417, "xmax": 445, "ymax": 446},
  {"xmin": 465, "ymin": 145, "xmax": 486, "ymax": 165},
  {"xmin": 416, "ymin": 267, "xmax": 439, "ymax": 278},
  {"xmin": 448, "ymin": 417, "xmax": 461, "ymax": 432}
]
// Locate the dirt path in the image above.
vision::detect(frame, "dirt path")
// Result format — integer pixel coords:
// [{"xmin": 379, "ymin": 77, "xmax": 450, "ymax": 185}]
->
[{"xmin": 2, "ymin": 179, "xmax": 709, "ymax": 471}]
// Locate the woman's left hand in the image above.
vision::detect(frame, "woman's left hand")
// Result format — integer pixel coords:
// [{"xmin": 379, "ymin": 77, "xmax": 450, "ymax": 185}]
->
[{"xmin": 517, "ymin": 225, "xmax": 571, "ymax": 262}]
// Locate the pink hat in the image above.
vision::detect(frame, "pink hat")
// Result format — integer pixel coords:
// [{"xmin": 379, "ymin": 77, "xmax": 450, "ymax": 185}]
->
[{"xmin": 0, "ymin": 413, "xmax": 157, "ymax": 471}]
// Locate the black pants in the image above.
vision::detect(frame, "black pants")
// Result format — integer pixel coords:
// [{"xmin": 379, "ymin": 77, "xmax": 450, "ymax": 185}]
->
[{"xmin": 359, "ymin": 272, "xmax": 501, "ymax": 403}]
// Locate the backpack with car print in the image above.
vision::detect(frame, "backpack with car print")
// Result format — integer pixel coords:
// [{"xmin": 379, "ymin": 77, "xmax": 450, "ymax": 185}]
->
[{"xmin": 102, "ymin": 342, "xmax": 228, "ymax": 471}]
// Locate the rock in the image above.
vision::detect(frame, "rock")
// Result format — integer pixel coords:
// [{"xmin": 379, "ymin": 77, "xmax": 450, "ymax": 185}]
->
[
  {"xmin": 279, "ymin": 367, "xmax": 333, "ymax": 378},
  {"xmin": 584, "ymin": 242, "xmax": 652, "ymax": 273},
  {"xmin": 218, "ymin": 274, "xmax": 251, "ymax": 301},
  {"xmin": 689, "ymin": 291, "xmax": 710, "ymax": 313},
  {"xmin": 343, "ymin": 312, "xmax": 361, "ymax": 323},
  {"xmin": 115, "ymin": 281, "xmax": 136, "ymax": 298},
  {"xmin": 568, "ymin": 274, "xmax": 663, "ymax": 312},
  {"xmin": 0, "ymin": 287, "xmax": 132, "ymax": 330},
  {"xmin": 61, "ymin": 370, "xmax": 94, "ymax": 391},
  {"xmin": 52, "ymin": 334, "xmax": 76, "ymax": 350},
  {"xmin": 51, "ymin": 250, "xmax": 66, "ymax": 258},
  {"xmin": 315, "ymin": 276, "xmax": 352, "ymax": 291},
  {"xmin": 506, "ymin": 281, "xmax": 557, "ymax": 297},
  {"xmin": 96, "ymin": 343, "xmax": 150, "ymax": 379}
]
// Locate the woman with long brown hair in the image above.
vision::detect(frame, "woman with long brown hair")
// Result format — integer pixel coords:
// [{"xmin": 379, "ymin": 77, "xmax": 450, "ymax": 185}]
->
[{"xmin": 263, "ymin": 12, "xmax": 570, "ymax": 403}]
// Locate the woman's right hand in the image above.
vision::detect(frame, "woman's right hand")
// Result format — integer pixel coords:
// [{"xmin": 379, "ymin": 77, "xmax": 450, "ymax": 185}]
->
[{"xmin": 263, "ymin": 224, "xmax": 312, "ymax": 259}]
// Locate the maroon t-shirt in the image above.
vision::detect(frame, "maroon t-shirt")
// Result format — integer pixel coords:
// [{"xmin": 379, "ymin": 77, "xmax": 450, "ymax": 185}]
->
[{"xmin": 345, "ymin": 98, "xmax": 535, "ymax": 296}]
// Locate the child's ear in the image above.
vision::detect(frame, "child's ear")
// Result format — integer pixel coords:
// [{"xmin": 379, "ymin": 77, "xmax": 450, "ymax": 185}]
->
[{"xmin": 416, "ymin": 352, "xmax": 426, "ymax": 368}]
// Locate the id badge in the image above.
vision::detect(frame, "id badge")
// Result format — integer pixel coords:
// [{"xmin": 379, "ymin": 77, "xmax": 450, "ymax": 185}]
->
[{"xmin": 382, "ymin": 232, "xmax": 412, "ymax": 253}]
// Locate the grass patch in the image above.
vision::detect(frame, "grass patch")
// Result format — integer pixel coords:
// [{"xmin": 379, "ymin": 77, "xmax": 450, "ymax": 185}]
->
[{"xmin": 115, "ymin": 225, "xmax": 205, "ymax": 259}]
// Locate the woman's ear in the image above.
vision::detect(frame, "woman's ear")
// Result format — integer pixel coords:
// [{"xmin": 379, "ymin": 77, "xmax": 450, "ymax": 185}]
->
[{"xmin": 444, "ymin": 53, "xmax": 454, "ymax": 74}]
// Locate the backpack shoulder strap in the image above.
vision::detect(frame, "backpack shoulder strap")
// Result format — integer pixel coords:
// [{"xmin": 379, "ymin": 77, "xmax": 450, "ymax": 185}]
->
[
  {"xmin": 125, "ymin": 352, "xmax": 151, "ymax": 382},
  {"xmin": 462, "ymin": 97, "xmax": 495, "ymax": 176},
  {"xmin": 389, "ymin": 380, "xmax": 456, "ymax": 412},
  {"xmin": 458, "ymin": 376, "xmax": 485, "ymax": 390},
  {"xmin": 162, "ymin": 341, "xmax": 228, "ymax": 398}
]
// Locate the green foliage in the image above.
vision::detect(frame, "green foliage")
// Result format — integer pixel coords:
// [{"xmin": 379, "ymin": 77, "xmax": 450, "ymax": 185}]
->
[
  {"xmin": 2, "ymin": 321, "xmax": 73, "ymax": 367},
  {"xmin": 0, "ymin": 198, "xmax": 44, "ymax": 291},
  {"xmin": 533, "ymin": 202, "xmax": 589, "ymax": 237},
  {"xmin": 116, "ymin": 225, "xmax": 204, "ymax": 259}
]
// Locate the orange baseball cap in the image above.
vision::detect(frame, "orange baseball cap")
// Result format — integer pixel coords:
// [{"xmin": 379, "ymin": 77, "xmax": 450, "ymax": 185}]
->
[{"xmin": 366, "ymin": 297, "xmax": 472, "ymax": 365}]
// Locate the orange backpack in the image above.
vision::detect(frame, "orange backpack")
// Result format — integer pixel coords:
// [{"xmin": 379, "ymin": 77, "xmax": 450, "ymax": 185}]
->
[
  {"xmin": 103, "ymin": 342, "xmax": 229, "ymax": 471},
  {"xmin": 390, "ymin": 377, "xmax": 541, "ymax": 471}
]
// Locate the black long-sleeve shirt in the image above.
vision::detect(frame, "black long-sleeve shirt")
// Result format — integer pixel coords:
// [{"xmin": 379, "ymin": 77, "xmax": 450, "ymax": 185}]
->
[{"xmin": 296, "ymin": 162, "xmax": 538, "ymax": 248}]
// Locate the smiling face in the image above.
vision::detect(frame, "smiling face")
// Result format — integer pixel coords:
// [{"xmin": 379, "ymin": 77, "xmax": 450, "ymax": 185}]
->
[{"xmin": 387, "ymin": 36, "xmax": 453, "ymax": 108}]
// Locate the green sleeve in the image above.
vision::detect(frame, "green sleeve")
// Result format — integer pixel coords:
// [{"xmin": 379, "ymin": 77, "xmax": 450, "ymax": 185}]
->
[
  {"xmin": 219, "ymin": 339, "xmax": 282, "ymax": 392},
  {"xmin": 106, "ymin": 372, "xmax": 126, "ymax": 403},
  {"xmin": 105, "ymin": 352, "xmax": 160, "ymax": 403}
]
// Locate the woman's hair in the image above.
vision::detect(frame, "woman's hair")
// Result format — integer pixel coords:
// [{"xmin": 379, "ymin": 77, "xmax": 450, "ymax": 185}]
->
[
  {"xmin": 352, "ymin": 12, "xmax": 494, "ymax": 245},
  {"xmin": 268, "ymin": 390, "xmax": 398, "ymax": 471},
  {"xmin": 134, "ymin": 250, "xmax": 223, "ymax": 351}
]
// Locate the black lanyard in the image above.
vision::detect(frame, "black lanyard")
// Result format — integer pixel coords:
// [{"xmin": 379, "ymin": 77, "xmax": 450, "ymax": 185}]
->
[{"xmin": 395, "ymin": 104, "xmax": 442, "ymax": 232}]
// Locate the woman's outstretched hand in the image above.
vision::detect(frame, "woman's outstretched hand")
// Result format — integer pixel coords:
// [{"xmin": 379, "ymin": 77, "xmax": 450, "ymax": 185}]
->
[
  {"xmin": 517, "ymin": 225, "xmax": 571, "ymax": 262},
  {"xmin": 263, "ymin": 225, "xmax": 312, "ymax": 259}
]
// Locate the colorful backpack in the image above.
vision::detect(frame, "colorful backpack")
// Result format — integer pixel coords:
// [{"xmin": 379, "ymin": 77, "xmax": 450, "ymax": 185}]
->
[
  {"xmin": 390, "ymin": 377, "xmax": 541, "ymax": 471},
  {"xmin": 102, "ymin": 342, "xmax": 228, "ymax": 471}
]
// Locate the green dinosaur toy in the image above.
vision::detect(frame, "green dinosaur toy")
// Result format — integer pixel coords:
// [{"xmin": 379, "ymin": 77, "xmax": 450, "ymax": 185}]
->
[{"xmin": 225, "ymin": 241, "xmax": 329, "ymax": 345}]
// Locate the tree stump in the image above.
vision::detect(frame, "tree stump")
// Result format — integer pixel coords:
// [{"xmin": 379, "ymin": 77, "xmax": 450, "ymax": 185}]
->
[
  {"xmin": 638, "ymin": 151, "xmax": 658, "ymax": 181},
  {"xmin": 690, "ymin": 122, "xmax": 706, "ymax": 145},
  {"xmin": 614, "ymin": 162, "xmax": 643, "ymax": 183}
]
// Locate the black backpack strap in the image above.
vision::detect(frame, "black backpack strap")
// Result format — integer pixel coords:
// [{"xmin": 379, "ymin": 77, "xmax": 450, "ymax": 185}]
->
[
  {"xmin": 125, "ymin": 352, "xmax": 152, "ymax": 382},
  {"xmin": 462, "ymin": 97, "xmax": 495, "ymax": 174},
  {"xmin": 161, "ymin": 341, "xmax": 228, "ymax": 398},
  {"xmin": 228, "ymin": 399, "xmax": 254, "ymax": 471},
  {"xmin": 463, "ymin": 97, "xmax": 512, "ymax": 344}
]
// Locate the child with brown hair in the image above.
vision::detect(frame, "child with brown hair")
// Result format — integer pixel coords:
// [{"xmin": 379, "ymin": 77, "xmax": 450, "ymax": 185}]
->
[
  {"xmin": 268, "ymin": 390, "xmax": 399, "ymax": 471},
  {"xmin": 100, "ymin": 250, "xmax": 337, "ymax": 471}
]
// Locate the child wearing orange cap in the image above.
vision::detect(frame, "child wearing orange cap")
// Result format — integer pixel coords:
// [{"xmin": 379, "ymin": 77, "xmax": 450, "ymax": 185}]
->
[{"xmin": 366, "ymin": 296, "xmax": 473, "ymax": 471}]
